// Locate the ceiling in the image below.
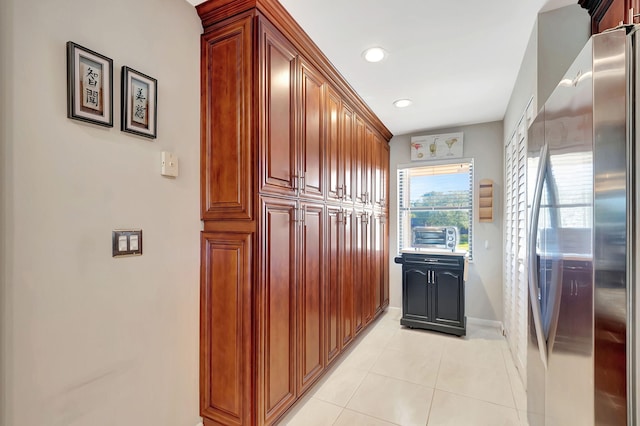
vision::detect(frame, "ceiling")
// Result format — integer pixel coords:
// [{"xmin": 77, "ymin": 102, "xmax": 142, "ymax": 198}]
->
[{"xmin": 188, "ymin": 0, "xmax": 579, "ymax": 136}]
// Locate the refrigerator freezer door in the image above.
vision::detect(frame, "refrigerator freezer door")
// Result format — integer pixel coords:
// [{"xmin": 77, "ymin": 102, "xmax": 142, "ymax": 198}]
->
[
  {"xmin": 527, "ymin": 141, "xmax": 549, "ymax": 370},
  {"xmin": 543, "ymin": 37, "xmax": 595, "ymax": 426},
  {"xmin": 527, "ymin": 110, "xmax": 547, "ymax": 426},
  {"xmin": 593, "ymin": 27, "xmax": 629, "ymax": 426}
]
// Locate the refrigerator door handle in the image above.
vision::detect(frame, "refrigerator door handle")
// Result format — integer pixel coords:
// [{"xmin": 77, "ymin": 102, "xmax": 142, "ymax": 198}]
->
[{"xmin": 528, "ymin": 142, "xmax": 549, "ymax": 369}]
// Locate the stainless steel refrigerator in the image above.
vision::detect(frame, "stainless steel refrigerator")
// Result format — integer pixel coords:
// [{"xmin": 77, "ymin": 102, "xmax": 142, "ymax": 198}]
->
[{"xmin": 527, "ymin": 26, "xmax": 639, "ymax": 426}]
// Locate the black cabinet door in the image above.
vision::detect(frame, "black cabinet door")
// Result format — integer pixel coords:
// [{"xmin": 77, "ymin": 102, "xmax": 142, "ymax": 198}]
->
[
  {"xmin": 432, "ymin": 269, "xmax": 464, "ymax": 328},
  {"xmin": 403, "ymin": 267, "xmax": 431, "ymax": 322}
]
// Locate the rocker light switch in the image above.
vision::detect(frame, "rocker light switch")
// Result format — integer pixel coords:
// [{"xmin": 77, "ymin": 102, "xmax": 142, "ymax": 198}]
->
[
  {"xmin": 112, "ymin": 229, "xmax": 143, "ymax": 257},
  {"xmin": 161, "ymin": 152, "xmax": 179, "ymax": 177}
]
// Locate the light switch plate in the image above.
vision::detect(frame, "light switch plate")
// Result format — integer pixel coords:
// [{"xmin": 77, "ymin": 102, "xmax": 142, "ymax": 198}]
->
[
  {"xmin": 112, "ymin": 229, "xmax": 143, "ymax": 257},
  {"xmin": 161, "ymin": 152, "xmax": 179, "ymax": 177}
]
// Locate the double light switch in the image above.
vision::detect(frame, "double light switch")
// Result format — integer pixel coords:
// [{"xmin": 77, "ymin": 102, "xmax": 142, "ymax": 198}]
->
[{"xmin": 112, "ymin": 229, "xmax": 143, "ymax": 257}]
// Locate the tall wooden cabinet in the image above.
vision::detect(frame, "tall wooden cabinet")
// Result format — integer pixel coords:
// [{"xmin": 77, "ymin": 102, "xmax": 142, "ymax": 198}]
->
[
  {"xmin": 579, "ymin": 0, "xmax": 640, "ymax": 34},
  {"xmin": 197, "ymin": 1, "xmax": 391, "ymax": 425}
]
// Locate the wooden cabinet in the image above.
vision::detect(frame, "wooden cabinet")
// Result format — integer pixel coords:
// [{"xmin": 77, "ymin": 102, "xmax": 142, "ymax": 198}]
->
[
  {"xmin": 326, "ymin": 88, "xmax": 341, "ymax": 202},
  {"xmin": 200, "ymin": 16, "xmax": 253, "ymax": 221},
  {"xmin": 259, "ymin": 19, "xmax": 298, "ymax": 197},
  {"xmin": 580, "ymin": 0, "xmax": 640, "ymax": 34},
  {"xmin": 327, "ymin": 92, "xmax": 355, "ymax": 204},
  {"xmin": 326, "ymin": 206, "xmax": 341, "ymax": 365},
  {"xmin": 354, "ymin": 116, "xmax": 367, "ymax": 205},
  {"xmin": 197, "ymin": 1, "xmax": 392, "ymax": 425},
  {"xmin": 380, "ymin": 140, "xmax": 390, "ymax": 211},
  {"xmin": 340, "ymin": 102, "xmax": 355, "ymax": 204},
  {"xmin": 298, "ymin": 203, "xmax": 325, "ymax": 392},
  {"xmin": 352, "ymin": 210, "xmax": 366, "ymax": 334},
  {"xmin": 340, "ymin": 208, "xmax": 354, "ymax": 346},
  {"xmin": 258, "ymin": 197, "xmax": 298, "ymax": 424},
  {"xmin": 396, "ymin": 253, "xmax": 467, "ymax": 336},
  {"xmin": 299, "ymin": 61, "xmax": 325, "ymax": 201},
  {"xmin": 371, "ymin": 211, "xmax": 391, "ymax": 316},
  {"xmin": 200, "ymin": 232, "xmax": 253, "ymax": 426}
]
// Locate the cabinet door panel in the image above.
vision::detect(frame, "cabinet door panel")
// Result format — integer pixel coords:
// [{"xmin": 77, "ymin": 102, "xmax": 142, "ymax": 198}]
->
[
  {"xmin": 354, "ymin": 211, "xmax": 371, "ymax": 329},
  {"xmin": 381, "ymin": 214, "xmax": 389, "ymax": 307},
  {"xmin": 326, "ymin": 207, "xmax": 341, "ymax": 365},
  {"xmin": 299, "ymin": 203, "xmax": 325, "ymax": 392},
  {"xmin": 202, "ymin": 16, "xmax": 253, "ymax": 220},
  {"xmin": 372, "ymin": 132, "xmax": 383, "ymax": 208},
  {"xmin": 259, "ymin": 21, "xmax": 298, "ymax": 196},
  {"xmin": 341, "ymin": 102, "xmax": 354, "ymax": 204},
  {"xmin": 354, "ymin": 116, "xmax": 366, "ymax": 204},
  {"xmin": 341, "ymin": 209, "xmax": 354, "ymax": 346},
  {"xmin": 260, "ymin": 197, "xmax": 297, "ymax": 423},
  {"xmin": 593, "ymin": 0, "xmax": 625, "ymax": 33},
  {"xmin": 201, "ymin": 232, "xmax": 252, "ymax": 425},
  {"xmin": 353, "ymin": 211, "xmax": 365, "ymax": 333},
  {"xmin": 300, "ymin": 62, "xmax": 325, "ymax": 200},
  {"xmin": 326, "ymin": 87, "xmax": 341, "ymax": 201},
  {"xmin": 371, "ymin": 214, "xmax": 382, "ymax": 316},
  {"xmin": 404, "ymin": 268, "xmax": 430, "ymax": 320},
  {"xmin": 364, "ymin": 127, "xmax": 375, "ymax": 207},
  {"xmin": 433, "ymin": 269, "xmax": 463, "ymax": 327},
  {"xmin": 380, "ymin": 140, "xmax": 390, "ymax": 210},
  {"xmin": 373, "ymin": 213, "xmax": 388, "ymax": 314},
  {"xmin": 362, "ymin": 213, "xmax": 373, "ymax": 325}
]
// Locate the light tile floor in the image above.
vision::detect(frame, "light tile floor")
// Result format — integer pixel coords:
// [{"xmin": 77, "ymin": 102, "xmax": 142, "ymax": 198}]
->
[{"xmin": 277, "ymin": 308, "xmax": 528, "ymax": 426}]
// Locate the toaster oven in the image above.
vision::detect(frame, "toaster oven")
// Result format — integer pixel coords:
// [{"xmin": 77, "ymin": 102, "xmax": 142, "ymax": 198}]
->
[{"xmin": 411, "ymin": 226, "xmax": 458, "ymax": 251}]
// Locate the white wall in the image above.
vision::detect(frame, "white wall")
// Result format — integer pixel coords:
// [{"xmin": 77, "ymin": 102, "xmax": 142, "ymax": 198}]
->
[
  {"xmin": 505, "ymin": 5, "xmax": 589, "ymax": 141},
  {"xmin": 504, "ymin": 19, "xmax": 538, "ymax": 146},
  {"xmin": 389, "ymin": 121, "xmax": 504, "ymax": 321},
  {"xmin": 537, "ymin": 5, "xmax": 590, "ymax": 108},
  {"xmin": 0, "ymin": 1, "xmax": 202, "ymax": 425}
]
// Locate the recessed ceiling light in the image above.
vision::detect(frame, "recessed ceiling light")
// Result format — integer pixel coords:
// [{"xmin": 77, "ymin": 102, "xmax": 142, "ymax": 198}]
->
[
  {"xmin": 393, "ymin": 99, "xmax": 412, "ymax": 108},
  {"xmin": 363, "ymin": 47, "xmax": 386, "ymax": 63}
]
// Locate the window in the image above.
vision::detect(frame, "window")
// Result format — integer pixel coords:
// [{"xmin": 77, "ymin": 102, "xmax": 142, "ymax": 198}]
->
[{"xmin": 398, "ymin": 160, "xmax": 474, "ymax": 259}]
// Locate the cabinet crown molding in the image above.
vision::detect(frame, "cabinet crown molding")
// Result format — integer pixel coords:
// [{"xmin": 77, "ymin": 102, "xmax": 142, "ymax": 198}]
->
[
  {"xmin": 196, "ymin": 0, "xmax": 393, "ymax": 141},
  {"xmin": 578, "ymin": 0, "xmax": 609, "ymax": 15}
]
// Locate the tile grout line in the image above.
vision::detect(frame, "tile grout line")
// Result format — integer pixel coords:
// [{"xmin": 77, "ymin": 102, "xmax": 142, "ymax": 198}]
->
[
  {"xmin": 429, "ymin": 329, "xmax": 523, "ymax": 412},
  {"xmin": 500, "ymin": 346, "xmax": 523, "ymax": 419},
  {"xmin": 336, "ymin": 320, "xmax": 393, "ymax": 419},
  {"xmin": 425, "ymin": 335, "xmax": 447, "ymax": 426}
]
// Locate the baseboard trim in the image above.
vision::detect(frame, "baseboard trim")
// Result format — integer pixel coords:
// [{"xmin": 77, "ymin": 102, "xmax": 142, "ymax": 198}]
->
[{"xmin": 466, "ymin": 317, "xmax": 503, "ymax": 330}]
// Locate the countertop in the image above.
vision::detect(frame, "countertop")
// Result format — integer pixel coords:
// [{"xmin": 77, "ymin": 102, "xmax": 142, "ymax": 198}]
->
[{"xmin": 400, "ymin": 248, "xmax": 468, "ymax": 257}]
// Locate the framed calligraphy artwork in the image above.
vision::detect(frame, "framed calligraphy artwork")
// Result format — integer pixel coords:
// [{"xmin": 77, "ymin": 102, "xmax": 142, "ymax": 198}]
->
[
  {"xmin": 121, "ymin": 66, "xmax": 157, "ymax": 139},
  {"xmin": 66, "ymin": 42, "xmax": 113, "ymax": 127}
]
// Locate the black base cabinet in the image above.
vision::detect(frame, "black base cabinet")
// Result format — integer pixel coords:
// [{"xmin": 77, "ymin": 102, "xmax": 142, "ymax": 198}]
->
[{"xmin": 395, "ymin": 252, "xmax": 467, "ymax": 336}]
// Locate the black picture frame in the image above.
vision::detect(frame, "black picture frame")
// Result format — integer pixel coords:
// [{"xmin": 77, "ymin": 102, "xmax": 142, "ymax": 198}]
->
[
  {"xmin": 121, "ymin": 66, "xmax": 157, "ymax": 139},
  {"xmin": 66, "ymin": 41, "xmax": 113, "ymax": 127}
]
